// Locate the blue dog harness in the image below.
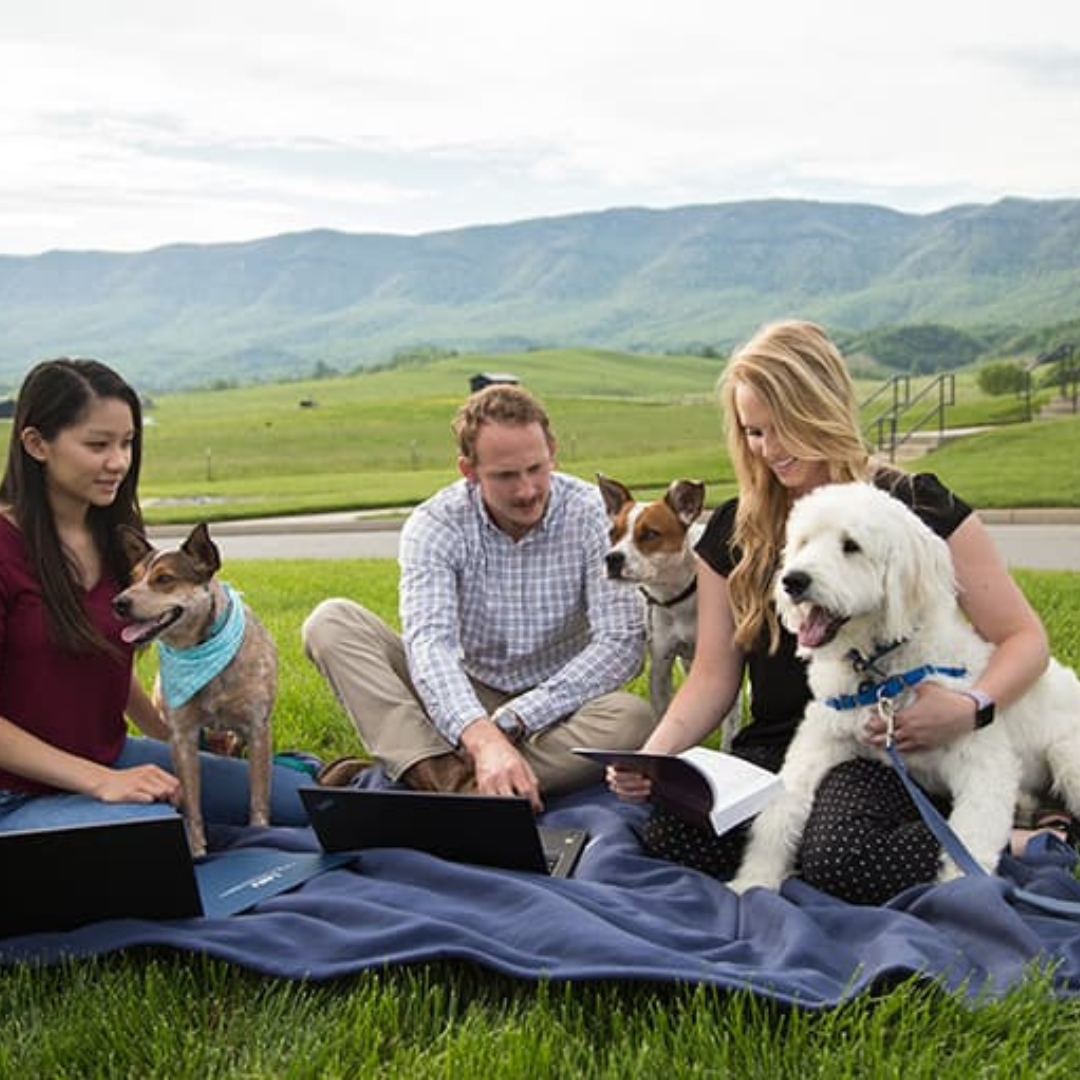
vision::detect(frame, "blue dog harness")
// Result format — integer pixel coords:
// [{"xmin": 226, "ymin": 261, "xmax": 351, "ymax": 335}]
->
[
  {"xmin": 157, "ymin": 582, "xmax": 247, "ymax": 709},
  {"xmin": 824, "ymin": 664, "xmax": 968, "ymax": 712}
]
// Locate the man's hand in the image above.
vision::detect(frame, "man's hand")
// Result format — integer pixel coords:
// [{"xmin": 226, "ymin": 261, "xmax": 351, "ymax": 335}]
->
[{"xmin": 460, "ymin": 718, "xmax": 543, "ymax": 811}]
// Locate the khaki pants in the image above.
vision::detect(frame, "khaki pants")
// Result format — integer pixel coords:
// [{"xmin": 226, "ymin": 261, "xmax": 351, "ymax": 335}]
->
[{"xmin": 302, "ymin": 598, "xmax": 656, "ymax": 796}]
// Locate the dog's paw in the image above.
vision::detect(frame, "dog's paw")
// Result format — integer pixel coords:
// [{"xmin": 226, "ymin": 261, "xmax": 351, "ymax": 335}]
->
[
  {"xmin": 936, "ymin": 858, "xmax": 965, "ymax": 884},
  {"xmin": 728, "ymin": 873, "xmax": 781, "ymax": 895}
]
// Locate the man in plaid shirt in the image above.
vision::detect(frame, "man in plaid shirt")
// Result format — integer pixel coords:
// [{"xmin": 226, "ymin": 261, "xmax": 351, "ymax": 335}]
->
[{"xmin": 303, "ymin": 384, "xmax": 654, "ymax": 807}]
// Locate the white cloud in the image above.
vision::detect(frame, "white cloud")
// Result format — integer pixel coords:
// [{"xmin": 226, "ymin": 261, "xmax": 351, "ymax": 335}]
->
[{"xmin": 0, "ymin": 0, "xmax": 1078, "ymax": 253}]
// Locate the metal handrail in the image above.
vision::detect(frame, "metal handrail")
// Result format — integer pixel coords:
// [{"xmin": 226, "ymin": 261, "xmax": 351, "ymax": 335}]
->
[
  {"xmin": 1058, "ymin": 357, "xmax": 1079, "ymax": 412},
  {"xmin": 862, "ymin": 373, "xmax": 955, "ymax": 462}
]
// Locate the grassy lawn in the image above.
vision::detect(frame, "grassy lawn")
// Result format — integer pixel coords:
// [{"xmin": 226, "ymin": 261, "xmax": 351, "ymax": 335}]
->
[
  {"xmin": 3, "ymin": 346, "xmax": 1062, "ymax": 523},
  {"xmin": 4, "ymin": 561, "xmax": 1080, "ymax": 1078}
]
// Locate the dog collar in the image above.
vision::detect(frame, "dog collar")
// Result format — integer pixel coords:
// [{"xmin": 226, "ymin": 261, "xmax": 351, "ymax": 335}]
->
[
  {"xmin": 157, "ymin": 583, "xmax": 247, "ymax": 709},
  {"xmin": 845, "ymin": 640, "xmax": 906, "ymax": 677},
  {"xmin": 640, "ymin": 579, "xmax": 697, "ymax": 609},
  {"xmin": 824, "ymin": 664, "xmax": 968, "ymax": 711}
]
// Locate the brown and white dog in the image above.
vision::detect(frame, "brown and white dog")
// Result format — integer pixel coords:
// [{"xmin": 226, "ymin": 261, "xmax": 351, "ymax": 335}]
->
[
  {"xmin": 598, "ymin": 475, "xmax": 706, "ymax": 716},
  {"xmin": 112, "ymin": 523, "xmax": 277, "ymax": 857}
]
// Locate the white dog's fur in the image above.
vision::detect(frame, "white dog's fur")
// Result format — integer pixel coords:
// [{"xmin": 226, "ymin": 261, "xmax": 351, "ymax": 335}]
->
[{"xmin": 731, "ymin": 482, "xmax": 1080, "ymax": 893}]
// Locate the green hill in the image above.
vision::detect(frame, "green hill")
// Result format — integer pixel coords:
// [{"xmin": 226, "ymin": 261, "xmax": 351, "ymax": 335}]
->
[{"xmin": 2, "ymin": 197, "xmax": 1078, "ymax": 391}]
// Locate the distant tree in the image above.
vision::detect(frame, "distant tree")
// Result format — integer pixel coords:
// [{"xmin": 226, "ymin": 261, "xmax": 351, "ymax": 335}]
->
[
  {"xmin": 977, "ymin": 361, "xmax": 1027, "ymax": 396},
  {"xmin": 390, "ymin": 345, "xmax": 459, "ymax": 368},
  {"xmin": 311, "ymin": 360, "xmax": 339, "ymax": 380},
  {"xmin": 853, "ymin": 323, "xmax": 984, "ymax": 372}
]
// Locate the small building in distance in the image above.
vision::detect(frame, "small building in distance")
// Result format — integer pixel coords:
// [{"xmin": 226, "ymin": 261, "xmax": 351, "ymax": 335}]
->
[{"xmin": 469, "ymin": 372, "xmax": 520, "ymax": 394}]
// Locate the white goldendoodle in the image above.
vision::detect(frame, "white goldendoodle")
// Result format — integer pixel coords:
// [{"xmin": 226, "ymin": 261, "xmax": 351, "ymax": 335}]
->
[{"xmin": 730, "ymin": 481, "xmax": 1080, "ymax": 894}]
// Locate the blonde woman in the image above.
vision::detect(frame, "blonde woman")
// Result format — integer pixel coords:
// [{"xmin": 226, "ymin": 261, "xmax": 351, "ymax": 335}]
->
[{"xmin": 609, "ymin": 320, "xmax": 1050, "ymax": 903}]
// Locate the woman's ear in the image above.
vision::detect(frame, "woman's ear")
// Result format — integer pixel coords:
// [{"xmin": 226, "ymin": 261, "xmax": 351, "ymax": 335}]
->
[{"xmin": 19, "ymin": 427, "xmax": 48, "ymax": 463}]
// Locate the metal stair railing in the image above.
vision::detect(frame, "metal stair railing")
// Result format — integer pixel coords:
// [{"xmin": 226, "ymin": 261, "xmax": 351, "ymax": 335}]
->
[
  {"xmin": 862, "ymin": 375, "xmax": 909, "ymax": 460},
  {"xmin": 1056, "ymin": 354, "xmax": 1079, "ymax": 413},
  {"xmin": 862, "ymin": 373, "xmax": 956, "ymax": 462}
]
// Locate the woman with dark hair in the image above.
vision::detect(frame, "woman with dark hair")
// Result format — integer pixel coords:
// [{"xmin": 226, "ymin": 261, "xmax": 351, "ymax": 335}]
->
[{"xmin": 0, "ymin": 358, "xmax": 310, "ymax": 834}]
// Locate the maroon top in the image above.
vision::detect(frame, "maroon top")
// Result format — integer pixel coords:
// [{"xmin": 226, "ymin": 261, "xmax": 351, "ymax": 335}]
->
[{"xmin": 0, "ymin": 516, "xmax": 133, "ymax": 795}]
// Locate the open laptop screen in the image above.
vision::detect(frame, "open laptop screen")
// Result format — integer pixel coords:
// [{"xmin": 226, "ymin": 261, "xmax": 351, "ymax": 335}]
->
[{"xmin": 299, "ymin": 786, "xmax": 587, "ymax": 878}]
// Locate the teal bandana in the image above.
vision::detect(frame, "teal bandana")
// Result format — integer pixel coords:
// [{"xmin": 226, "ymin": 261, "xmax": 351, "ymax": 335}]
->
[{"xmin": 157, "ymin": 583, "xmax": 247, "ymax": 709}]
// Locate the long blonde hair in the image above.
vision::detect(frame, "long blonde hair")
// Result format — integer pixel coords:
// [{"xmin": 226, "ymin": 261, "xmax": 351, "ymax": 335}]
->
[{"xmin": 720, "ymin": 320, "xmax": 871, "ymax": 652}]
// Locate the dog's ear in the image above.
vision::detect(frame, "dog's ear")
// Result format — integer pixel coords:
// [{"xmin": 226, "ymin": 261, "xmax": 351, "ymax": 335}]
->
[
  {"xmin": 665, "ymin": 480, "xmax": 705, "ymax": 526},
  {"xmin": 180, "ymin": 522, "xmax": 222, "ymax": 576},
  {"xmin": 880, "ymin": 506, "xmax": 957, "ymax": 643},
  {"xmin": 596, "ymin": 474, "xmax": 632, "ymax": 520},
  {"xmin": 116, "ymin": 524, "xmax": 153, "ymax": 570}
]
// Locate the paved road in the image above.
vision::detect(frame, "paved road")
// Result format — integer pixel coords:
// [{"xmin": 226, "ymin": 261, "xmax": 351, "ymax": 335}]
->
[{"xmin": 150, "ymin": 512, "xmax": 1080, "ymax": 571}]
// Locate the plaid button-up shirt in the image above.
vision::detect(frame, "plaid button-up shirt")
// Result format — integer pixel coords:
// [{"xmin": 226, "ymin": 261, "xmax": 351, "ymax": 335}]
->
[{"xmin": 399, "ymin": 472, "xmax": 646, "ymax": 746}]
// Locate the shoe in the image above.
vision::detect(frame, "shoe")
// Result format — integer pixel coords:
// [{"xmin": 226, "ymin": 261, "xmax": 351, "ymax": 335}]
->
[
  {"xmin": 316, "ymin": 756, "xmax": 374, "ymax": 787},
  {"xmin": 1031, "ymin": 808, "xmax": 1080, "ymax": 853},
  {"xmin": 401, "ymin": 753, "xmax": 476, "ymax": 794},
  {"xmin": 202, "ymin": 728, "xmax": 247, "ymax": 757}
]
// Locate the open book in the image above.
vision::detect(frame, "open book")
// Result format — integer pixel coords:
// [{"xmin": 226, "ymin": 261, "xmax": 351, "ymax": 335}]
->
[{"xmin": 573, "ymin": 746, "xmax": 783, "ymax": 836}]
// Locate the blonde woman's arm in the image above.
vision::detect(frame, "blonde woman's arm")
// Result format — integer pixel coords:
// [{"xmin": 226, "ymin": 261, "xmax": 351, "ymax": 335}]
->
[
  {"xmin": 872, "ymin": 513, "xmax": 1049, "ymax": 751},
  {"xmin": 610, "ymin": 560, "xmax": 746, "ymax": 800}
]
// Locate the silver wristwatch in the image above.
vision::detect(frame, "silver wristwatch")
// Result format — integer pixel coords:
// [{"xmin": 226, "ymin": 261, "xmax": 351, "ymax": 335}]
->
[{"xmin": 491, "ymin": 705, "xmax": 526, "ymax": 743}]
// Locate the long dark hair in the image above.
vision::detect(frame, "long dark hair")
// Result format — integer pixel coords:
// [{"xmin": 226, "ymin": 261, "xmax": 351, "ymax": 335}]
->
[{"xmin": 0, "ymin": 358, "xmax": 144, "ymax": 653}]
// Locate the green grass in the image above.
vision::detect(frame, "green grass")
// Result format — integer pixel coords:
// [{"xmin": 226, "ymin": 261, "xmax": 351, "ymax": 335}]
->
[
  {"xmin": 4, "ymin": 346, "xmax": 1067, "ymax": 523},
  {"xmin": 3, "ymin": 959, "xmax": 1078, "ymax": 1078},
  {"xmin": 918, "ymin": 416, "xmax": 1080, "ymax": 508}
]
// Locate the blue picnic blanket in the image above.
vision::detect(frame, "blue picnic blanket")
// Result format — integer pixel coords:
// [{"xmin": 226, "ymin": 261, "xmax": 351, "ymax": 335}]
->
[{"xmin": 4, "ymin": 776, "xmax": 1080, "ymax": 1007}]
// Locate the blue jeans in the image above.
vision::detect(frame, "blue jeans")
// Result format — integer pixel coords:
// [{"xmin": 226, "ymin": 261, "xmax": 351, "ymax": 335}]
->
[{"xmin": 0, "ymin": 736, "xmax": 312, "ymax": 832}]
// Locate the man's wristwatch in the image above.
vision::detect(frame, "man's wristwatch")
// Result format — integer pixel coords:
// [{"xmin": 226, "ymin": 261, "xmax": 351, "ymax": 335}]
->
[
  {"xmin": 491, "ymin": 705, "xmax": 526, "ymax": 743},
  {"xmin": 959, "ymin": 688, "xmax": 995, "ymax": 729}
]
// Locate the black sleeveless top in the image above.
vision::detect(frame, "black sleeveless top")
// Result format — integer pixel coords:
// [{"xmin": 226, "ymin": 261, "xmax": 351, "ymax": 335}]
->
[{"xmin": 695, "ymin": 472, "xmax": 972, "ymax": 766}]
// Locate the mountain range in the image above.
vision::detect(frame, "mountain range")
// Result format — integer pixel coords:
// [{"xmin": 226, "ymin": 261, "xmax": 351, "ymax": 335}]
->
[{"xmin": 1, "ymin": 196, "xmax": 1078, "ymax": 391}]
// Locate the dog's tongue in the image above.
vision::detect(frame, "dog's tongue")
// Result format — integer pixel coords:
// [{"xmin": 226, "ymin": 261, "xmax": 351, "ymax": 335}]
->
[
  {"xmin": 120, "ymin": 617, "xmax": 170, "ymax": 646},
  {"xmin": 120, "ymin": 622, "xmax": 152, "ymax": 645},
  {"xmin": 798, "ymin": 605, "xmax": 840, "ymax": 649}
]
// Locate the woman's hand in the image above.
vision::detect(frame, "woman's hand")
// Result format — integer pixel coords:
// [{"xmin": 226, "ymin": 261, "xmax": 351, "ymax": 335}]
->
[
  {"xmin": 90, "ymin": 763, "xmax": 181, "ymax": 805},
  {"xmin": 863, "ymin": 682, "xmax": 978, "ymax": 753},
  {"xmin": 606, "ymin": 764, "xmax": 653, "ymax": 802}
]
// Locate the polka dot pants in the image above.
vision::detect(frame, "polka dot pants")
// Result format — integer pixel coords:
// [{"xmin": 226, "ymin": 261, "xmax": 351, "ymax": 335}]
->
[{"xmin": 641, "ymin": 757, "xmax": 946, "ymax": 905}]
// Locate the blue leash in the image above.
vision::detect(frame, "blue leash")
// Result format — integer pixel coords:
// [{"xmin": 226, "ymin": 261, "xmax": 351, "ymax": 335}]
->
[
  {"xmin": 884, "ymin": 742, "xmax": 1080, "ymax": 918},
  {"xmin": 825, "ymin": 657, "xmax": 1080, "ymax": 918}
]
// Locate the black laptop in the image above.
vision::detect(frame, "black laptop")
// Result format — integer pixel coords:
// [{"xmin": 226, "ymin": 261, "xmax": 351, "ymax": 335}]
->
[
  {"xmin": 0, "ymin": 814, "xmax": 351, "ymax": 938},
  {"xmin": 299, "ymin": 786, "xmax": 588, "ymax": 878}
]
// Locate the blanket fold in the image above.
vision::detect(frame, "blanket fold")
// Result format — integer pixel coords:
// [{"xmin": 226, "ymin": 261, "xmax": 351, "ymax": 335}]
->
[{"xmin": 4, "ymin": 779, "xmax": 1080, "ymax": 1007}]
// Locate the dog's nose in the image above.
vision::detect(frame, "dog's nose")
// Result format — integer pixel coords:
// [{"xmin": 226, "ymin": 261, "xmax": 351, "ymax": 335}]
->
[
  {"xmin": 781, "ymin": 570, "xmax": 811, "ymax": 598},
  {"xmin": 604, "ymin": 551, "xmax": 625, "ymax": 579},
  {"xmin": 112, "ymin": 596, "xmax": 131, "ymax": 617}
]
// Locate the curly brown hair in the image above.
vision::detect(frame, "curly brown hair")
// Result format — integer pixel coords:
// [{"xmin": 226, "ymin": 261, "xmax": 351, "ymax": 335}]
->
[{"xmin": 452, "ymin": 384, "xmax": 555, "ymax": 463}]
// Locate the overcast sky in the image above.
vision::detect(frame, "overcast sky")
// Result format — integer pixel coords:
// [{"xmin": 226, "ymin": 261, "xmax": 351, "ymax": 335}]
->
[{"xmin": 2, "ymin": 0, "xmax": 1078, "ymax": 256}]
